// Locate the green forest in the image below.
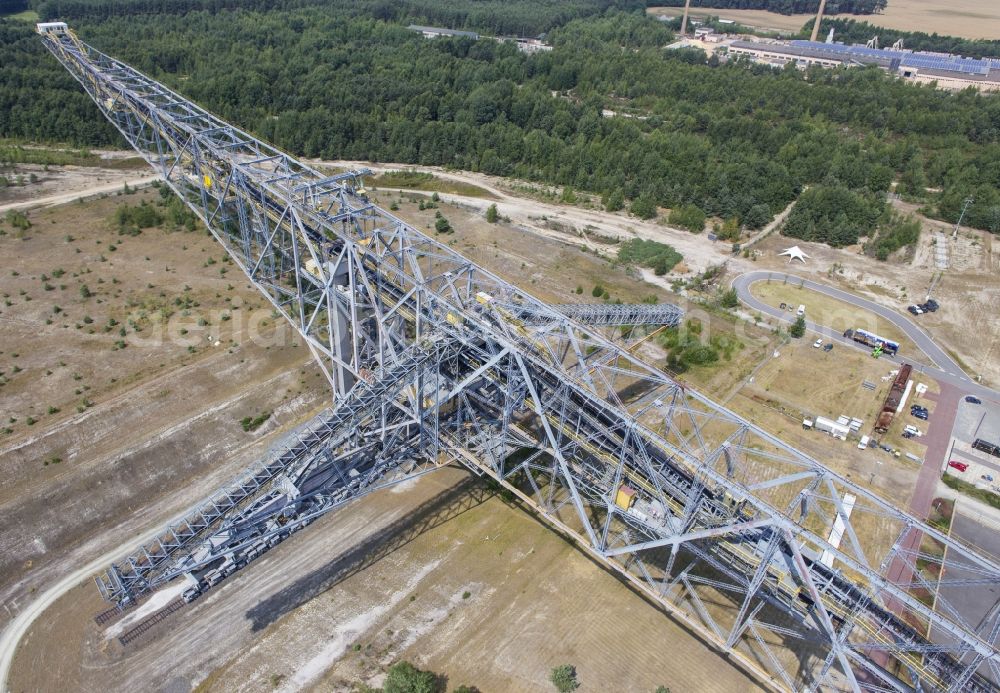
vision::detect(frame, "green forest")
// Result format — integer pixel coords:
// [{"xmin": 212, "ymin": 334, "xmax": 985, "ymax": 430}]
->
[{"xmin": 1, "ymin": 1, "xmax": 999, "ymax": 245}]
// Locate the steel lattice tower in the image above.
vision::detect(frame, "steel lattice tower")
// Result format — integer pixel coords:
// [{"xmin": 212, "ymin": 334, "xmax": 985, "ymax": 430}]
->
[{"xmin": 37, "ymin": 22, "xmax": 1000, "ymax": 693}]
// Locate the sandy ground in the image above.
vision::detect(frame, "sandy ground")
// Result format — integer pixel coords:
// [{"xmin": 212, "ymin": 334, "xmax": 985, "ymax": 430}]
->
[
  {"xmin": 0, "ymin": 163, "xmax": 156, "ymax": 212},
  {"xmin": 9, "ymin": 469, "xmax": 764, "ymax": 693},
  {"xmin": 0, "ymin": 188, "xmax": 332, "ymax": 632},
  {"xmin": 338, "ymin": 159, "xmax": 738, "ymax": 276},
  {"xmin": 0, "ymin": 173, "xmax": 770, "ymax": 693},
  {"xmin": 648, "ymin": 2, "xmax": 1000, "ymax": 40},
  {"xmin": 2, "ymin": 155, "xmax": 996, "ymax": 693}
]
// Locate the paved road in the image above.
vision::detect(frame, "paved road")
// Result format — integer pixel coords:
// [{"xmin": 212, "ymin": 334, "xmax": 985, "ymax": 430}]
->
[{"xmin": 733, "ymin": 270, "xmax": 999, "ymax": 403}]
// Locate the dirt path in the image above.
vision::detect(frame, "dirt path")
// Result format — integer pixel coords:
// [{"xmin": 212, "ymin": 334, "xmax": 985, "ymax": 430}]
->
[
  {"xmin": 742, "ymin": 193, "xmax": 799, "ymax": 249},
  {"xmin": 0, "ymin": 518, "xmax": 174, "ymax": 692},
  {"xmin": 0, "ymin": 172, "xmax": 159, "ymax": 213},
  {"xmin": 334, "ymin": 160, "xmax": 733, "ymax": 274}
]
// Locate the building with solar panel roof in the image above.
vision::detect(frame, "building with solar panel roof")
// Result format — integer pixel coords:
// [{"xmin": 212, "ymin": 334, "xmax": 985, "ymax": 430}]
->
[{"xmin": 727, "ymin": 39, "xmax": 1000, "ymax": 92}]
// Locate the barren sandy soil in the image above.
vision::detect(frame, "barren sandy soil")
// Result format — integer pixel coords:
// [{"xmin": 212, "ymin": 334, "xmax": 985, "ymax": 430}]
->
[
  {"xmin": 341, "ymin": 159, "xmax": 738, "ymax": 277},
  {"xmin": 0, "ymin": 162, "xmax": 156, "ymax": 212},
  {"xmin": 0, "ymin": 189, "xmax": 332, "ymax": 630},
  {"xmin": 648, "ymin": 1, "xmax": 1000, "ymax": 39},
  {"xmin": 9, "ymin": 469, "xmax": 764, "ymax": 693},
  {"xmin": 3, "ymin": 155, "xmax": 996, "ymax": 693},
  {"xmin": 1, "ymin": 176, "xmax": 768, "ymax": 693}
]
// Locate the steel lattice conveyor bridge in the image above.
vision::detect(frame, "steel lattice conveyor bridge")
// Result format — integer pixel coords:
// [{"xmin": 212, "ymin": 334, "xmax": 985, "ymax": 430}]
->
[{"xmin": 38, "ymin": 22, "xmax": 1000, "ymax": 693}]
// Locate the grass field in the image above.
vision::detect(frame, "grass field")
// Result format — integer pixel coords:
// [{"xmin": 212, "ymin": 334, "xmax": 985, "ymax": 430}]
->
[
  {"xmin": 647, "ymin": 1, "xmax": 999, "ymax": 40},
  {"xmin": 0, "ymin": 141, "xmax": 146, "ymax": 170},
  {"xmin": 373, "ymin": 170, "xmax": 496, "ymax": 199},
  {"xmin": 748, "ymin": 280, "xmax": 924, "ymax": 361},
  {"xmin": 2, "ymin": 9, "xmax": 39, "ymax": 21},
  {"xmin": 731, "ymin": 337, "xmax": 920, "ymax": 507}
]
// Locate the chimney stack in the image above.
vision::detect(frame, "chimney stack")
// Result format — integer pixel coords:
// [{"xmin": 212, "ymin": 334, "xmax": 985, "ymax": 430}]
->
[{"xmin": 810, "ymin": 0, "xmax": 828, "ymax": 42}]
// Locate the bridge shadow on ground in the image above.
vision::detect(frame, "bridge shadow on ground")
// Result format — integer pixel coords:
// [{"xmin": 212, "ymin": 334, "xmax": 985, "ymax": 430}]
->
[{"xmin": 245, "ymin": 474, "xmax": 493, "ymax": 632}]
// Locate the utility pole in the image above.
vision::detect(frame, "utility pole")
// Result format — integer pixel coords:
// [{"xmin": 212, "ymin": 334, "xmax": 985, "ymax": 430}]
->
[
  {"xmin": 680, "ymin": 0, "xmax": 692, "ymax": 36},
  {"xmin": 952, "ymin": 196, "xmax": 973, "ymax": 239},
  {"xmin": 810, "ymin": 0, "xmax": 828, "ymax": 42}
]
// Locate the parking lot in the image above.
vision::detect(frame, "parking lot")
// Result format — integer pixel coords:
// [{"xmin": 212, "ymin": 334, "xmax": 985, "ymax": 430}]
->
[
  {"xmin": 946, "ymin": 398, "xmax": 1000, "ymax": 485},
  {"xmin": 933, "ymin": 511, "xmax": 1000, "ymax": 688}
]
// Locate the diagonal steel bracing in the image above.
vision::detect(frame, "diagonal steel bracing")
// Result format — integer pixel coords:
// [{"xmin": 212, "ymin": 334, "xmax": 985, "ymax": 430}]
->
[{"xmin": 40, "ymin": 23, "xmax": 1000, "ymax": 693}]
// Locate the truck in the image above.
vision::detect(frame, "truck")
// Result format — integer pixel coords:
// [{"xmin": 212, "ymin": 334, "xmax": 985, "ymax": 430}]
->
[
  {"xmin": 973, "ymin": 438, "xmax": 1000, "ymax": 458},
  {"xmin": 845, "ymin": 328, "xmax": 900, "ymax": 357}
]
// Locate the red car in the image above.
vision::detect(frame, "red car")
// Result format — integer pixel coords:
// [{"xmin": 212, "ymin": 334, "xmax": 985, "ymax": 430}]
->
[{"xmin": 948, "ymin": 460, "xmax": 969, "ymax": 472}]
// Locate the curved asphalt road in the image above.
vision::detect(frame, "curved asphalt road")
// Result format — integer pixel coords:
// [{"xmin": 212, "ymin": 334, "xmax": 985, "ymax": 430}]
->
[{"xmin": 733, "ymin": 270, "xmax": 999, "ymax": 402}]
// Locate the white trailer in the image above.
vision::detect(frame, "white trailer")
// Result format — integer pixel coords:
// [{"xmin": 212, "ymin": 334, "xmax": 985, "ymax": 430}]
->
[{"xmin": 815, "ymin": 416, "xmax": 850, "ymax": 440}]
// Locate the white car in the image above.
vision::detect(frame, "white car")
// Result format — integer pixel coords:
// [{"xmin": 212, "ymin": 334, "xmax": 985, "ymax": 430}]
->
[{"xmin": 813, "ymin": 339, "xmax": 823, "ymax": 348}]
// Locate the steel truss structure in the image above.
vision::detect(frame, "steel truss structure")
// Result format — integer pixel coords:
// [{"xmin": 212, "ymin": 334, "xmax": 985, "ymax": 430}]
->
[
  {"xmin": 553, "ymin": 302, "xmax": 683, "ymax": 327},
  {"xmin": 40, "ymin": 24, "xmax": 1000, "ymax": 693}
]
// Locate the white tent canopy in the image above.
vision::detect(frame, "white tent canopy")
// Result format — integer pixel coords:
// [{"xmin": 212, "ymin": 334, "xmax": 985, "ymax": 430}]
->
[{"xmin": 779, "ymin": 246, "xmax": 810, "ymax": 263}]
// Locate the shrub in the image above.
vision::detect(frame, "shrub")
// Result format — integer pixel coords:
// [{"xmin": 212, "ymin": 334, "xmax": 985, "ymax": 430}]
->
[
  {"xmin": 790, "ymin": 315, "xmax": 806, "ymax": 338},
  {"xmin": 113, "ymin": 201, "xmax": 163, "ymax": 233},
  {"xmin": 720, "ymin": 288, "xmax": 739, "ymax": 308},
  {"xmin": 603, "ymin": 189, "xmax": 624, "ymax": 212},
  {"xmin": 865, "ymin": 213, "xmax": 921, "ymax": 261},
  {"xmin": 5, "ymin": 210, "xmax": 31, "ymax": 230},
  {"xmin": 629, "ymin": 194, "xmax": 657, "ymax": 220},
  {"xmin": 549, "ymin": 665, "xmax": 579, "ymax": 692},
  {"xmin": 434, "ymin": 216, "xmax": 452, "ymax": 234},
  {"xmin": 743, "ymin": 204, "xmax": 771, "ymax": 230},
  {"xmin": 240, "ymin": 411, "xmax": 271, "ymax": 432},
  {"xmin": 668, "ymin": 204, "xmax": 706, "ymax": 233},
  {"xmin": 383, "ymin": 661, "xmax": 438, "ymax": 693},
  {"xmin": 485, "ymin": 203, "xmax": 499, "ymax": 223},
  {"xmin": 617, "ymin": 239, "xmax": 683, "ymax": 275}
]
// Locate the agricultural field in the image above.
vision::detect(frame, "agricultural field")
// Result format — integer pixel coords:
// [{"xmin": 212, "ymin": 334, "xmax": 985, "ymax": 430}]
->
[{"xmin": 648, "ymin": 0, "xmax": 1000, "ymax": 39}]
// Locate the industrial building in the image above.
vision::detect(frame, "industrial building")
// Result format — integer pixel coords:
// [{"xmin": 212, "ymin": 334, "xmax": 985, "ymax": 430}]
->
[
  {"xmin": 407, "ymin": 25, "xmax": 479, "ymax": 40},
  {"xmin": 729, "ymin": 39, "xmax": 1000, "ymax": 92}
]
